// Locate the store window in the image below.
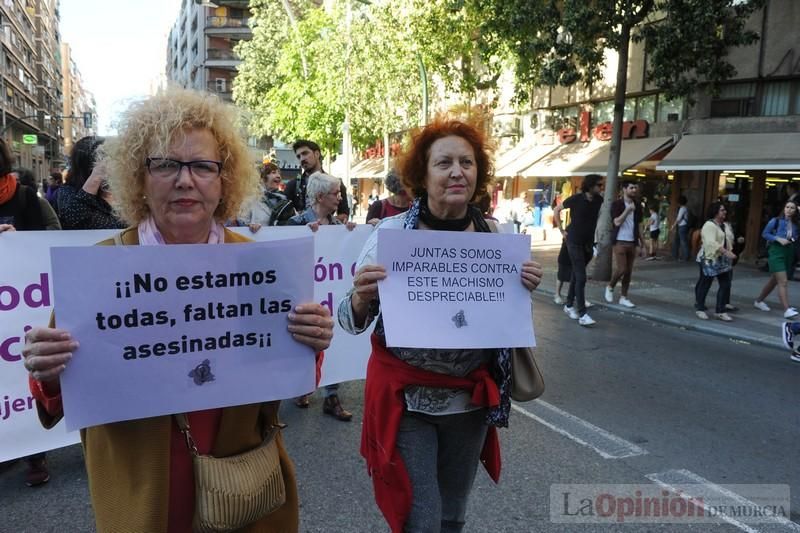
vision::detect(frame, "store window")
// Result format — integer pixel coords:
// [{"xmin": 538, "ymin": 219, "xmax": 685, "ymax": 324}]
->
[
  {"xmin": 594, "ymin": 100, "xmax": 614, "ymax": 123},
  {"xmin": 710, "ymin": 83, "xmax": 755, "ymax": 117},
  {"xmin": 760, "ymin": 81, "xmax": 791, "ymax": 116},
  {"xmin": 636, "ymin": 95, "xmax": 656, "ymax": 122},
  {"xmin": 657, "ymin": 96, "xmax": 685, "ymax": 122},
  {"xmin": 547, "ymin": 105, "xmax": 578, "ymax": 130}
]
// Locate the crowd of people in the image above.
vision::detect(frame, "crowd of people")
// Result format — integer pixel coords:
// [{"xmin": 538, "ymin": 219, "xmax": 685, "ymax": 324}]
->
[
  {"xmin": 2, "ymin": 84, "xmax": 796, "ymax": 532},
  {"xmin": 6, "ymin": 88, "xmax": 544, "ymax": 533}
]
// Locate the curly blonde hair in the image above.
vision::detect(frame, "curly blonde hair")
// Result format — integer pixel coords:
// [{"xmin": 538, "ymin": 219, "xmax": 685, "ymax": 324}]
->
[{"xmin": 106, "ymin": 88, "xmax": 258, "ymax": 224}]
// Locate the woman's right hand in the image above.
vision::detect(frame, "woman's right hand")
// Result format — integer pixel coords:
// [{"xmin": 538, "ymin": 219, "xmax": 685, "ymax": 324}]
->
[
  {"xmin": 724, "ymin": 249, "xmax": 737, "ymax": 260},
  {"xmin": 0, "ymin": 224, "xmax": 15, "ymax": 233},
  {"xmin": 22, "ymin": 328, "xmax": 79, "ymax": 387},
  {"xmin": 776, "ymin": 237, "xmax": 790, "ymax": 246},
  {"xmin": 351, "ymin": 264, "xmax": 387, "ymax": 315}
]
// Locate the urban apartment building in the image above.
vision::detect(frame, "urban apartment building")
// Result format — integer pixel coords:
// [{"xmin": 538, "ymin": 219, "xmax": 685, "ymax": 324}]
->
[
  {"xmin": 166, "ymin": 0, "xmax": 251, "ymax": 102},
  {"xmin": 166, "ymin": 0, "xmax": 271, "ymax": 164},
  {"xmin": 0, "ymin": 0, "xmax": 64, "ymax": 177},
  {"xmin": 60, "ymin": 42, "xmax": 97, "ymax": 157}
]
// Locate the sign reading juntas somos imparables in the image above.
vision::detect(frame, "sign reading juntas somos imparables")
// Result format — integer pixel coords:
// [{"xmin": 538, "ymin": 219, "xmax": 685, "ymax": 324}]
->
[
  {"xmin": 377, "ymin": 228, "xmax": 535, "ymax": 349},
  {"xmin": 50, "ymin": 238, "xmax": 315, "ymax": 431}
]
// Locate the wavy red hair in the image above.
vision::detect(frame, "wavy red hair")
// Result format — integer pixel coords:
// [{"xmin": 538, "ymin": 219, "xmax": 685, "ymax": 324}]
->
[{"xmin": 398, "ymin": 118, "xmax": 494, "ymax": 201}]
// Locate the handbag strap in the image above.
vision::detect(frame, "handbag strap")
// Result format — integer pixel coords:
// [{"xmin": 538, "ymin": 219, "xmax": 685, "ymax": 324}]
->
[
  {"xmin": 173, "ymin": 413, "xmax": 199, "ymax": 456},
  {"xmin": 173, "ymin": 405, "xmax": 286, "ymax": 456}
]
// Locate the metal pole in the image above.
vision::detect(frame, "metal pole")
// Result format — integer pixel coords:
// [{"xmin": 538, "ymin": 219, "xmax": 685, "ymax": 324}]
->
[{"xmin": 416, "ymin": 52, "xmax": 428, "ymax": 126}]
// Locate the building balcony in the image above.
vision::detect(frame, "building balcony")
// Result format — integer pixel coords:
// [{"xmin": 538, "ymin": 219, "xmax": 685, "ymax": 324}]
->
[
  {"xmin": 213, "ymin": 0, "xmax": 250, "ymax": 7},
  {"xmin": 205, "ymin": 48, "xmax": 241, "ymax": 68},
  {"xmin": 206, "ymin": 48, "xmax": 238, "ymax": 61},
  {"xmin": 205, "ymin": 16, "xmax": 251, "ymax": 34},
  {"xmin": 207, "ymin": 81, "xmax": 233, "ymax": 101}
]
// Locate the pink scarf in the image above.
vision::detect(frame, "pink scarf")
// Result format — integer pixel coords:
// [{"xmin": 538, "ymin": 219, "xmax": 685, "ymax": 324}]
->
[{"xmin": 137, "ymin": 216, "xmax": 224, "ymax": 245}]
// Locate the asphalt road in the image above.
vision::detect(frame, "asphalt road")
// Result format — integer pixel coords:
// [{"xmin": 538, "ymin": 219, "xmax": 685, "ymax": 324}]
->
[{"xmin": 2, "ymin": 293, "xmax": 799, "ymax": 533}]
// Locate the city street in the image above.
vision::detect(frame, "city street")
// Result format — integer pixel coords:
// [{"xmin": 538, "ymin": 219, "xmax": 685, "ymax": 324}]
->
[{"xmin": 2, "ymin": 291, "xmax": 798, "ymax": 533}]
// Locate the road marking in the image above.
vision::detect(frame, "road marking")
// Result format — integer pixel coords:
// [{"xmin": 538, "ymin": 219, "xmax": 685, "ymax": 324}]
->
[
  {"xmin": 646, "ymin": 469, "xmax": 800, "ymax": 533},
  {"xmin": 511, "ymin": 400, "xmax": 647, "ymax": 459}
]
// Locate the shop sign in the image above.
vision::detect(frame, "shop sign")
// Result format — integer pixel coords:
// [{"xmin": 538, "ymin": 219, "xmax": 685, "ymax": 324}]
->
[
  {"xmin": 557, "ymin": 110, "xmax": 649, "ymax": 144},
  {"xmin": 22, "ymin": 134, "xmax": 37, "ymax": 145},
  {"xmin": 362, "ymin": 141, "xmax": 401, "ymax": 160}
]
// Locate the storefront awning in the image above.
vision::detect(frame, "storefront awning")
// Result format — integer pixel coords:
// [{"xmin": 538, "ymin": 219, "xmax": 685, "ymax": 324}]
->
[
  {"xmin": 519, "ymin": 139, "xmax": 606, "ymax": 177},
  {"xmin": 350, "ymin": 158, "xmax": 389, "ymax": 179},
  {"xmin": 574, "ymin": 137, "xmax": 674, "ymax": 175},
  {"xmin": 657, "ymin": 133, "xmax": 800, "ymax": 171},
  {"xmin": 495, "ymin": 139, "xmax": 558, "ymax": 178}
]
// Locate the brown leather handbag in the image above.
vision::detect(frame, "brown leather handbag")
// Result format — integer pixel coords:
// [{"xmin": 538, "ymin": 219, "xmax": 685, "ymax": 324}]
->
[
  {"xmin": 510, "ymin": 347, "xmax": 545, "ymax": 401},
  {"xmin": 174, "ymin": 413, "xmax": 286, "ymax": 533}
]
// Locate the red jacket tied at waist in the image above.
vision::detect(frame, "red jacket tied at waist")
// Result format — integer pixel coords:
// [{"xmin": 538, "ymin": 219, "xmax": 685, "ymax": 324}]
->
[{"xmin": 361, "ymin": 334, "xmax": 502, "ymax": 533}]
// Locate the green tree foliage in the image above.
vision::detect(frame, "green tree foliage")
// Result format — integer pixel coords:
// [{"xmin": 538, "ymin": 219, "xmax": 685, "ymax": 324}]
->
[
  {"xmin": 480, "ymin": 0, "xmax": 765, "ymax": 103},
  {"xmin": 234, "ymin": 0, "xmax": 423, "ymax": 154}
]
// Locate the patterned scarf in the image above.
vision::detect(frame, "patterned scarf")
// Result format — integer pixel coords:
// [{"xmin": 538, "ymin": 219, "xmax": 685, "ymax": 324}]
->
[
  {"xmin": 403, "ymin": 195, "xmax": 511, "ymax": 427},
  {"xmin": 0, "ymin": 173, "xmax": 17, "ymax": 204}
]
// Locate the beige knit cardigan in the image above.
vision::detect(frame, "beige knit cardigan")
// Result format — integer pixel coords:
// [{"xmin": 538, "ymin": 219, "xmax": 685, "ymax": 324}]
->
[{"xmin": 37, "ymin": 227, "xmax": 299, "ymax": 533}]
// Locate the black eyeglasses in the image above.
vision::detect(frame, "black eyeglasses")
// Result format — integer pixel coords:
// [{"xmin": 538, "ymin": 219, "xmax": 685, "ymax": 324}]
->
[{"xmin": 146, "ymin": 158, "xmax": 222, "ymax": 180}]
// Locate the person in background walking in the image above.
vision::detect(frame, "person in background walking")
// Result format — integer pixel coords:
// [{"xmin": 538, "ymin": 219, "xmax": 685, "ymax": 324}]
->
[
  {"xmin": 605, "ymin": 181, "xmax": 643, "ymax": 308},
  {"xmin": 671, "ymin": 195, "xmax": 690, "ymax": 261},
  {"xmin": 45, "ymin": 171, "xmax": 62, "ymax": 209},
  {"xmin": 780, "ymin": 321, "xmax": 800, "ymax": 364},
  {"xmin": 646, "ymin": 204, "xmax": 660, "ymax": 260},
  {"xmin": 553, "ymin": 174, "xmax": 603, "ymax": 326},
  {"xmin": 754, "ymin": 200, "xmax": 800, "ymax": 318},
  {"xmin": 366, "ymin": 169, "xmax": 410, "ymax": 225},
  {"xmin": 694, "ymin": 202, "xmax": 737, "ymax": 321},
  {"xmin": 15, "ymin": 168, "xmax": 61, "ymax": 230},
  {"xmin": 57, "ymin": 136, "xmax": 126, "ymax": 230}
]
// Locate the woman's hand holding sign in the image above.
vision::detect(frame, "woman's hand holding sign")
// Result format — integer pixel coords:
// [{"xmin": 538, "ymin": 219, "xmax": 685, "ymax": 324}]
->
[
  {"xmin": 351, "ymin": 264, "xmax": 387, "ymax": 324},
  {"xmin": 521, "ymin": 260, "xmax": 543, "ymax": 292},
  {"xmin": 287, "ymin": 303, "xmax": 334, "ymax": 353},
  {"xmin": 22, "ymin": 327, "xmax": 78, "ymax": 388}
]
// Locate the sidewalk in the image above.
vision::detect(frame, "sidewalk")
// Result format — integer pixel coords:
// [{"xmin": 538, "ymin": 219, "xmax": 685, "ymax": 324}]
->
[{"xmin": 531, "ymin": 240, "xmax": 789, "ymax": 352}]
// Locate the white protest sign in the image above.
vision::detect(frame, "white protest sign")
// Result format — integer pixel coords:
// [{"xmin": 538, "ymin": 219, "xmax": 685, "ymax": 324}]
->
[
  {"xmin": 0, "ymin": 226, "xmax": 374, "ymax": 458},
  {"xmin": 0, "ymin": 230, "xmax": 115, "ymax": 462},
  {"xmin": 51, "ymin": 238, "xmax": 315, "ymax": 430},
  {"xmin": 232, "ymin": 224, "xmax": 375, "ymax": 386},
  {"xmin": 377, "ymin": 228, "xmax": 535, "ymax": 349}
]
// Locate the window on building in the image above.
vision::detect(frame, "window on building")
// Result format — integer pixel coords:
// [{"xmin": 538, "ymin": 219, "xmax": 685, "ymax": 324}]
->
[
  {"xmin": 593, "ymin": 100, "xmax": 614, "ymax": 123},
  {"xmin": 624, "ymin": 98, "xmax": 636, "ymax": 121},
  {"xmin": 760, "ymin": 81, "xmax": 791, "ymax": 116},
  {"xmin": 710, "ymin": 82, "xmax": 755, "ymax": 117},
  {"xmin": 636, "ymin": 94, "xmax": 656, "ymax": 122},
  {"xmin": 547, "ymin": 105, "xmax": 578, "ymax": 130},
  {"xmin": 215, "ymin": 78, "xmax": 227, "ymax": 93},
  {"xmin": 657, "ymin": 96, "xmax": 685, "ymax": 122}
]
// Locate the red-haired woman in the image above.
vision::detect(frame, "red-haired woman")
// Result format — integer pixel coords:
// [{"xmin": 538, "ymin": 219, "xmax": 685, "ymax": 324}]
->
[{"xmin": 338, "ymin": 119, "xmax": 542, "ymax": 532}]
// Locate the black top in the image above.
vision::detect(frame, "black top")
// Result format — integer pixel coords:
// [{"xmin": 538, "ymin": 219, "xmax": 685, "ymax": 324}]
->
[
  {"xmin": 563, "ymin": 192, "xmax": 603, "ymax": 245},
  {"xmin": 0, "ymin": 184, "xmax": 44, "ymax": 230},
  {"xmin": 56, "ymin": 185, "xmax": 126, "ymax": 230},
  {"xmin": 284, "ymin": 171, "xmax": 350, "ymax": 216}
]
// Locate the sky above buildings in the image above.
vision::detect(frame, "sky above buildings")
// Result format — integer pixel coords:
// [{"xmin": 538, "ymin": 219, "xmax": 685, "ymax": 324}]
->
[{"xmin": 60, "ymin": 0, "xmax": 182, "ymax": 135}]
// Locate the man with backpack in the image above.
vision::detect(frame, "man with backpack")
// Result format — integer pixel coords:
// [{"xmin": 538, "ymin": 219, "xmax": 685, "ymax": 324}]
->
[{"xmin": 284, "ymin": 139, "xmax": 350, "ymax": 222}]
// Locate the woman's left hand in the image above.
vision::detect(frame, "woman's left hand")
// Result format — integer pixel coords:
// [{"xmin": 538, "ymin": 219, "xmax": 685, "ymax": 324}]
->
[
  {"xmin": 0, "ymin": 224, "xmax": 15, "ymax": 233},
  {"xmin": 287, "ymin": 303, "xmax": 334, "ymax": 352},
  {"xmin": 345, "ymin": 221, "xmax": 356, "ymax": 231},
  {"xmin": 307, "ymin": 221, "xmax": 320, "ymax": 233},
  {"xmin": 521, "ymin": 260, "xmax": 543, "ymax": 292}
]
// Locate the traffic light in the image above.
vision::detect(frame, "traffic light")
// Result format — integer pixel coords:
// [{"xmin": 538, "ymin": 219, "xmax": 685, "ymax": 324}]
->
[{"xmin": 83, "ymin": 112, "xmax": 92, "ymax": 129}]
